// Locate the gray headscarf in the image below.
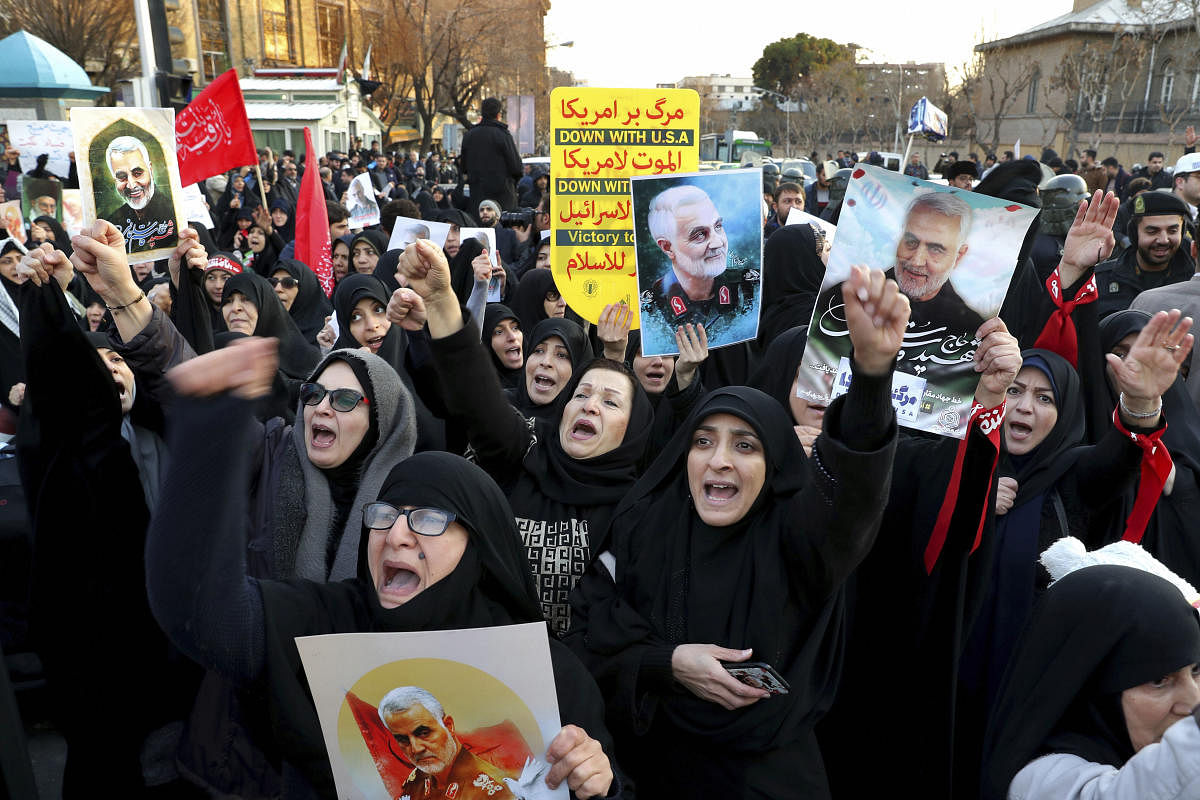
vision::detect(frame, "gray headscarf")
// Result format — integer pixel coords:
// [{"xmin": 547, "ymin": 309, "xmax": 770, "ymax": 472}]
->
[{"xmin": 277, "ymin": 348, "xmax": 417, "ymax": 581}]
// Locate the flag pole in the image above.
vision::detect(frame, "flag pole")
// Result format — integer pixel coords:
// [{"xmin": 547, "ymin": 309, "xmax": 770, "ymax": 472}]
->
[{"xmin": 254, "ymin": 163, "xmax": 269, "ymax": 208}]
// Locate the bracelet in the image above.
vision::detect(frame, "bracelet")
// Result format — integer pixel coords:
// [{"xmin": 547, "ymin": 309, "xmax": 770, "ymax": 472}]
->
[
  {"xmin": 105, "ymin": 291, "xmax": 146, "ymax": 313},
  {"xmin": 1119, "ymin": 391, "xmax": 1162, "ymax": 419}
]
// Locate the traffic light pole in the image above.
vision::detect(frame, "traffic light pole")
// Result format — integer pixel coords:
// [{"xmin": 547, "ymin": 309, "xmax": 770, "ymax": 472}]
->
[{"xmin": 133, "ymin": 0, "xmax": 159, "ymax": 106}]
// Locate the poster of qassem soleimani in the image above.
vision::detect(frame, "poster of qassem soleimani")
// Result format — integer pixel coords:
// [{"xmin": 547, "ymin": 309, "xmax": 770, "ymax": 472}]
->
[{"xmin": 797, "ymin": 164, "xmax": 1037, "ymax": 439}]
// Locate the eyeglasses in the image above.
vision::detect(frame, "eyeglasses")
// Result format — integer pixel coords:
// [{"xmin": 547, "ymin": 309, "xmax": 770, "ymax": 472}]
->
[
  {"xmin": 300, "ymin": 382, "xmax": 369, "ymax": 412},
  {"xmin": 268, "ymin": 276, "xmax": 298, "ymax": 289},
  {"xmin": 363, "ymin": 502, "xmax": 456, "ymax": 536}
]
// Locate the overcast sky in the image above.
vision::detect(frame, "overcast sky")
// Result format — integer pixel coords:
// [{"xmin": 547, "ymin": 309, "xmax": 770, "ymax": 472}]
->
[{"xmin": 545, "ymin": 0, "xmax": 1075, "ymax": 88}]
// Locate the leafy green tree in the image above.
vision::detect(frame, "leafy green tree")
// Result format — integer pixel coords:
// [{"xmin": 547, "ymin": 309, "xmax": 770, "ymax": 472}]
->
[{"xmin": 752, "ymin": 33, "xmax": 856, "ymax": 95}]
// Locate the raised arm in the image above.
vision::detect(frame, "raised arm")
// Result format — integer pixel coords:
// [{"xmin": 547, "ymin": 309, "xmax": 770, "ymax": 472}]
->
[
  {"xmin": 785, "ymin": 265, "xmax": 906, "ymax": 598},
  {"xmin": 145, "ymin": 338, "xmax": 279, "ymax": 685},
  {"xmin": 397, "ymin": 239, "xmax": 534, "ymax": 477}
]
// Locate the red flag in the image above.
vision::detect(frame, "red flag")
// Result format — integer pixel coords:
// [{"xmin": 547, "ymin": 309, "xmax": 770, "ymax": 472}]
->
[
  {"xmin": 174, "ymin": 69, "xmax": 257, "ymax": 187},
  {"xmin": 345, "ymin": 691, "xmax": 411, "ymax": 797},
  {"xmin": 296, "ymin": 126, "xmax": 334, "ymax": 296}
]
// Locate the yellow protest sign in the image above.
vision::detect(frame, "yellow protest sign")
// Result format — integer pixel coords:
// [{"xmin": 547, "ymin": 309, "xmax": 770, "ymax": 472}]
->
[{"xmin": 550, "ymin": 87, "xmax": 699, "ymax": 326}]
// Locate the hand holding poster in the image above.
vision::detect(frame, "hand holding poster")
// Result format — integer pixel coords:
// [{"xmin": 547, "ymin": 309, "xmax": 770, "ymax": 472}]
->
[
  {"xmin": 347, "ymin": 172, "xmax": 381, "ymax": 228},
  {"xmin": 459, "ymin": 226, "xmax": 502, "ymax": 300},
  {"xmin": 296, "ymin": 623, "xmax": 568, "ymax": 800},
  {"xmin": 798, "ymin": 164, "xmax": 1037, "ymax": 438},
  {"xmin": 630, "ymin": 169, "xmax": 763, "ymax": 357},
  {"xmin": 550, "ymin": 87, "xmax": 699, "ymax": 327},
  {"xmin": 71, "ymin": 107, "xmax": 187, "ymax": 265}
]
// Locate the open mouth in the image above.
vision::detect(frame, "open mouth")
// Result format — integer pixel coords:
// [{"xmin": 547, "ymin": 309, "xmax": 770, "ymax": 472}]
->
[
  {"xmin": 532, "ymin": 374, "xmax": 557, "ymax": 392},
  {"xmin": 112, "ymin": 377, "xmax": 127, "ymax": 402},
  {"xmin": 1007, "ymin": 420, "xmax": 1032, "ymax": 439},
  {"xmin": 310, "ymin": 422, "xmax": 336, "ymax": 448},
  {"xmin": 703, "ymin": 482, "xmax": 739, "ymax": 504},
  {"xmin": 366, "ymin": 335, "xmax": 385, "ymax": 352},
  {"xmin": 570, "ymin": 418, "xmax": 597, "ymax": 440},
  {"xmin": 380, "ymin": 562, "xmax": 420, "ymax": 599},
  {"xmin": 125, "ymin": 185, "xmax": 144, "ymax": 199}
]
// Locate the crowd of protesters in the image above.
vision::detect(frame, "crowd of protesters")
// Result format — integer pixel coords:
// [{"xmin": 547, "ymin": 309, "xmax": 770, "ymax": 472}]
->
[{"xmin": 2, "ymin": 94, "xmax": 1200, "ymax": 800}]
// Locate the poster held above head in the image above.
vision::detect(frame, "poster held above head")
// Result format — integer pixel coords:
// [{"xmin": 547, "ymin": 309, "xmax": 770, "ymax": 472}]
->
[
  {"xmin": 19, "ymin": 175, "xmax": 62, "ymax": 224},
  {"xmin": 296, "ymin": 623, "xmax": 568, "ymax": 800},
  {"xmin": 797, "ymin": 164, "xmax": 1038, "ymax": 439},
  {"xmin": 631, "ymin": 168, "xmax": 763, "ymax": 357},
  {"xmin": 7, "ymin": 120, "xmax": 73, "ymax": 179},
  {"xmin": 347, "ymin": 172, "xmax": 381, "ymax": 229},
  {"xmin": 550, "ymin": 87, "xmax": 700, "ymax": 328},
  {"xmin": 71, "ymin": 107, "xmax": 188, "ymax": 265},
  {"xmin": 387, "ymin": 216, "xmax": 450, "ymax": 252}
]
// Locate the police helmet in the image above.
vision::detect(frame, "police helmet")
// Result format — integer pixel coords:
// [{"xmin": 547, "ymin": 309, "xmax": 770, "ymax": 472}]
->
[
  {"xmin": 1039, "ymin": 174, "xmax": 1089, "ymax": 237},
  {"xmin": 762, "ymin": 162, "xmax": 780, "ymax": 176},
  {"xmin": 782, "ymin": 167, "xmax": 804, "ymax": 180}
]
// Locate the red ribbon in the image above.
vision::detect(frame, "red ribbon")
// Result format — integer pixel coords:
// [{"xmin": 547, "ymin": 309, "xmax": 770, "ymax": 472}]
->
[
  {"xmin": 924, "ymin": 400, "xmax": 1006, "ymax": 574},
  {"xmin": 1112, "ymin": 408, "xmax": 1173, "ymax": 544},
  {"xmin": 1032, "ymin": 267, "xmax": 1098, "ymax": 367}
]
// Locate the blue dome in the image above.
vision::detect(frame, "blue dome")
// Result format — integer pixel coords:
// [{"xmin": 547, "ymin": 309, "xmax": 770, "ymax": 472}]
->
[{"xmin": 0, "ymin": 30, "xmax": 108, "ymax": 98}]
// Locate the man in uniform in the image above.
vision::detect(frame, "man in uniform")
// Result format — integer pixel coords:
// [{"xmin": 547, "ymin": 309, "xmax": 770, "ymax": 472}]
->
[
  {"xmin": 379, "ymin": 686, "xmax": 516, "ymax": 800},
  {"xmin": 1095, "ymin": 190, "xmax": 1194, "ymax": 318},
  {"xmin": 639, "ymin": 184, "xmax": 758, "ymax": 353},
  {"xmin": 102, "ymin": 135, "xmax": 177, "ymax": 256}
]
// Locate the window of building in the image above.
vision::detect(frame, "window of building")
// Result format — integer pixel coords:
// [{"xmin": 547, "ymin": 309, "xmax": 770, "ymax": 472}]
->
[
  {"xmin": 317, "ymin": 2, "xmax": 344, "ymax": 67},
  {"xmin": 1160, "ymin": 61, "xmax": 1175, "ymax": 107},
  {"xmin": 197, "ymin": 0, "xmax": 229, "ymax": 80},
  {"xmin": 261, "ymin": 0, "xmax": 293, "ymax": 63},
  {"xmin": 1026, "ymin": 70, "xmax": 1040, "ymax": 114},
  {"xmin": 254, "ymin": 129, "xmax": 287, "ymax": 153}
]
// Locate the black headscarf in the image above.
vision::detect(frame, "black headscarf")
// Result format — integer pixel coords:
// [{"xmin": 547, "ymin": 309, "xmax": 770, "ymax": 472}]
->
[
  {"xmin": 268, "ymin": 197, "xmax": 296, "ymax": 243},
  {"xmin": 749, "ymin": 325, "xmax": 808, "ymax": 418},
  {"xmin": 221, "ymin": 271, "xmax": 320, "ymax": 381},
  {"xmin": 372, "ymin": 247, "xmax": 401, "ymax": 294},
  {"xmin": 982, "ymin": 565, "xmax": 1200, "ymax": 800},
  {"xmin": 1001, "ymin": 349, "xmax": 1088, "ymax": 506},
  {"xmin": 256, "ymin": 453, "xmax": 544, "ymax": 793},
  {"xmin": 32, "ymin": 215, "xmax": 72, "ymax": 255},
  {"xmin": 448, "ymin": 234, "xmax": 484, "ymax": 305},
  {"xmin": 272, "ymin": 258, "xmax": 331, "ymax": 345},
  {"xmin": 521, "ymin": 359, "xmax": 655, "ymax": 510},
  {"xmin": 331, "ymin": 274, "xmax": 404, "ymax": 367},
  {"xmin": 758, "ymin": 225, "xmax": 826, "ymax": 348},
  {"xmin": 350, "ymin": 229, "xmax": 388, "ymax": 275},
  {"xmin": 246, "ymin": 223, "xmax": 281, "ymax": 277},
  {"xmin": 601, "ymin": 387, "xmax": 833, "ymax": 750},
  {"xmin": 510, "ymin": 317, "xmax": 592, "ymax": 420},
  {"xmin": 482, "ymin": 303, "xmax": 523, "ymax": 390},
  {"xmin": 510, "ymin": 268, "xmax": 558, "ymax": 330}
]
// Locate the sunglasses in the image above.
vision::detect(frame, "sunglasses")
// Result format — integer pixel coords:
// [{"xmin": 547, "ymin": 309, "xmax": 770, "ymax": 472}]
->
[
  {"xmin": 363, "ymin": 502, "xmax": 456, "ymax": 536},
  {"xmin": 268, "ymin": 276, "xmax": 298, "ymax": 289},
  {"xmin": 299, "ymin": 382, "xmax": 369, "ymax": 412}
]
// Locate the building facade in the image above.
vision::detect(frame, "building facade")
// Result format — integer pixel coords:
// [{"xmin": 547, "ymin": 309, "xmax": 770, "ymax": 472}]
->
[{"xmin": 976, "ymin": 0, "xmax": 1200, "ymax": 167}]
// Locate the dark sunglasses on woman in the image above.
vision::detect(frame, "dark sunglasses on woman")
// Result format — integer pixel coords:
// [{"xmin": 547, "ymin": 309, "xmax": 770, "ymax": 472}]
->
[
  {"xmin": 299, "ymin": 382, "xmax": 369, "ymax": 411},
  {"xmin": 268, "ymin": 276, "xmax": 299, "ymax": 289}
]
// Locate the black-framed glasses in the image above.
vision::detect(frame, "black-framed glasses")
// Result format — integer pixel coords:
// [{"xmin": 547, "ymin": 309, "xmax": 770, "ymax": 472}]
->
[
  {"xmin": 268, "ymin": 276, "xmax": 298, "ymax": 289},
  {"xmin": 363, "ymin": 502, "xmax": 456, "ymax": 536},
  {"xmin": 300, "ymin": 382, "xmax": 369, "ymax": 412}
]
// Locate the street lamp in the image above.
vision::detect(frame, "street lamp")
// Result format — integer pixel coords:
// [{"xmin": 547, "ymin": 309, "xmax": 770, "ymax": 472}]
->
[{"xmin": 753, "ymin": 85, "xmax": 792, "ymax": 158}]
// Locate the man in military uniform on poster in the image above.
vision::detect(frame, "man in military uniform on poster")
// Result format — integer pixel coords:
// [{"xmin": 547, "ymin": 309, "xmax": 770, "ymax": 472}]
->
[
  {"xmin": 639, "ymin": 184, "xmax": 757, "ymax": 348},
  {"xmin": 102, "ymin": 135, "xmax": 177, "ymax": 256},
  {"xmin": 1094, "ymin": 190, "xmax": 1195, "ymax": 319},
  {"xmin": 380, "ymin": 686, "xmax": 516, "ymax": 800}
]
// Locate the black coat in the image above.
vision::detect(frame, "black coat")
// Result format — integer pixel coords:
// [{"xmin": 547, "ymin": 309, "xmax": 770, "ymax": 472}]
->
[{"xmin": 460, "ymin": 119, "xmax": 522, "ymax": 211}]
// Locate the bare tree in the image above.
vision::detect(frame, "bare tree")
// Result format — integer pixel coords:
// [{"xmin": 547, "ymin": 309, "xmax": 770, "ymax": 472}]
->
[
  {"xmin": 0, "ymin": 0, "xmax": 138, "ymax": 100},
  {"xmin": 973, "ymin": 43, "xmax": 1037, "ymax": 153}
]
